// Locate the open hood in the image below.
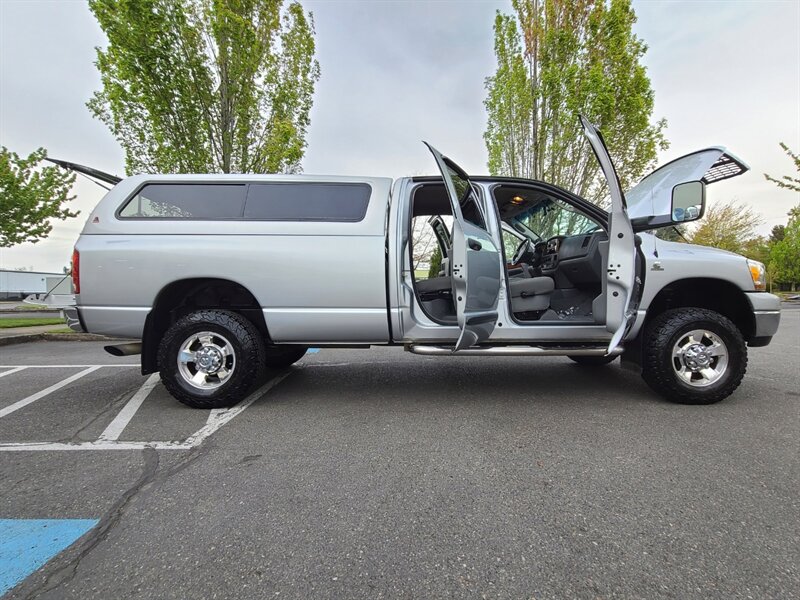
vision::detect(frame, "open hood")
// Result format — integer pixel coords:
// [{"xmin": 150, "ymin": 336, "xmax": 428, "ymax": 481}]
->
[{"xmin": 625, "ymin": 148, "xmax": 749, "ymax": 230}]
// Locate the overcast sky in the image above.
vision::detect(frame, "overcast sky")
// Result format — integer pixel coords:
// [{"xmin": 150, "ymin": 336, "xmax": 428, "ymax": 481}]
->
[{"xmin": 1, "ymin": 0, "xmax": 798, "ymax": 273}]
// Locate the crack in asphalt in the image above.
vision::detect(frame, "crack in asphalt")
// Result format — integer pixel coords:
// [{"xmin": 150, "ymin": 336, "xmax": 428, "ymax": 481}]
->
[
  {"xmin": 16, "ymin": 448, "xmax": 160, "ymax": 600},
  {"xmin": 16, "ymin": 441, "xmax": 213, "ymax": 600},
  {"xmin": 60, "ymin": 387, "xmax": 135, "ymax": 444}
]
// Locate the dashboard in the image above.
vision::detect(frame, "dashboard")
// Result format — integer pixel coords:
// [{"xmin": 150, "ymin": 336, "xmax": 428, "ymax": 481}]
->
[{"xmin": 541, "ymin": 231, "xmax": 607, "ymax": 286}]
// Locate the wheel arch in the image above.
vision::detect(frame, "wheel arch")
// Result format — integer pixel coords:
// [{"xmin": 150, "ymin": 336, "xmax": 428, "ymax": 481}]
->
[
  {"xmin": 623, "ymin": 278, "xmax": 755, "ymax": 367},
  {"xmin": 141, "ymin": 277, "xmax": 269, "ymax": 375}
]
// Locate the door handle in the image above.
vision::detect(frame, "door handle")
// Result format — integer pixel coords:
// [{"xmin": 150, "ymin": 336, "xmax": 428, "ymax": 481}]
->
[{"xmin": 467, "ymin": 238, "xmax": 482, "ymax": 251}]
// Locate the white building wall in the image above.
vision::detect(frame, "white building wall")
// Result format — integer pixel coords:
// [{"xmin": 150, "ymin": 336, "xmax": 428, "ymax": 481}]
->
[{"xmin": 0, "ymin": 270, "xmax": 65, "ymax": 299}]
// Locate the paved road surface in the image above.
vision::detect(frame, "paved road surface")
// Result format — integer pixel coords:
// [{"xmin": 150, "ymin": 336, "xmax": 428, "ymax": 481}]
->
[{"xmin": 1, "ymin": 307, "xmax": 797, "ymax": 599}]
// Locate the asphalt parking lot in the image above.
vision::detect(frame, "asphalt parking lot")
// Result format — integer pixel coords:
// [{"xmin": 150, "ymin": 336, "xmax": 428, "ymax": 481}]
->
[{"xmin": 1, "ymin": 307, "xmax": 798, "ymax": 599}]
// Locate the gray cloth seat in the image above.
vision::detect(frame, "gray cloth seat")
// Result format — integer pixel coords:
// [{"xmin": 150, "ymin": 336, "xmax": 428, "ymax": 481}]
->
[
  {"xmin": 416, "ymin": 276, "xmax": 451, "ymax": 294},
  {"xmin": 509, "ymin": 276, "xmax": 554, "ymax": 312}
]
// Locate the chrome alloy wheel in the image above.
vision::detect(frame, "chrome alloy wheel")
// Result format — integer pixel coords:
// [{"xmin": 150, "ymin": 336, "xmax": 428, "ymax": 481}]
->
[
  {"xmin": 177, "ymin": 331, "xmax": 236, "ymax": 390},
  {"xmin": 671, "ymin": 329, "xmax": 728, "ymax": 388}
]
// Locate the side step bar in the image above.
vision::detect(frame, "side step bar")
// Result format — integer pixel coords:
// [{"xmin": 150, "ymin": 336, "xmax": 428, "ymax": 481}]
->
[{"xmin": 406, "ymin": 345, "xmax": 623, "ymax": 357}]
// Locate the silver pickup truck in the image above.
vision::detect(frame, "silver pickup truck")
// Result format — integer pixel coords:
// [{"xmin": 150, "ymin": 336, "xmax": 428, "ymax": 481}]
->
[{"xmin": 61, "ymin": 118, "xmax": 780, "ymax": 408}]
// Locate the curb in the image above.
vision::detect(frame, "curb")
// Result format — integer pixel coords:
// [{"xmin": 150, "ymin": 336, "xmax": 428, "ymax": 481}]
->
[{"xmin": 0, "ymin": 333, "xmax": 128, "ymax": 347}]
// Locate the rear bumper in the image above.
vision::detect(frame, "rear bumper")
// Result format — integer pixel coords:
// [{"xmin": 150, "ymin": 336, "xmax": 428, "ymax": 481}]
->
[
  {"xmin": 63, "ymin": 306, "xmax": 85, "ymax": 333},
  {"xmin": 745, "ymin": 292, "xmax": 781, "ymax": 340}
]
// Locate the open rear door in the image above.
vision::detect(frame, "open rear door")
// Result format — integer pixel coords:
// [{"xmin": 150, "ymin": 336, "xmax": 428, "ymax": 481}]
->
[
  {"xmin": 579, "ymin": 116, "xmax": 637, "ymax": 353},
  {"xmin": 424, "ymin": 143, "xmax": 502, "ymax": 351}
]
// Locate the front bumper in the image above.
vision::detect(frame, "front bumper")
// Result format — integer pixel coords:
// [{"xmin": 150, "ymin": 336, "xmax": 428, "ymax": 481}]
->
[
  {"xmin": 63, "ymin": 306, "xmax": 86, "ymax": 333},
  {"xmin": 745, "ymin": 292, "xmax": 781, "ymax": 340}
]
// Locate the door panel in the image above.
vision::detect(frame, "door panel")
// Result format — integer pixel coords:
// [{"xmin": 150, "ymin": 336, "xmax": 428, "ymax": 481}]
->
[
  {"xmin": 424, "ymin": 143, "xmax": 502, "ymax": 350},
  {"xmin": 579, "ymin": 116, "xmax": 637, "ymax": 353}
]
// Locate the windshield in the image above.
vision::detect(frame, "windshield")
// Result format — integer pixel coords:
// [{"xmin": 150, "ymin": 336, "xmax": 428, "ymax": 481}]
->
[
  {"xmin": 512, "ymin": 199, "xmax": 600, "ymax": 240},
  {"xmin": 494, "ymin": 185, "xmax": 601, "ymax": 242}
]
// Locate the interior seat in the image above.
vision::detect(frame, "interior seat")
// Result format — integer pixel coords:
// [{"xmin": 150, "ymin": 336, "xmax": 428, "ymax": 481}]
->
[
  {"xmin": 416, "ymin": 254, "xmax": 452, "ymax": 295},
  {"xmin": 416, "ymin": 276, "xmax": 451, "ymax": 294},
  {"xmin": 509, "ymin": 276, "xmax": 554, "ymax": 312}
]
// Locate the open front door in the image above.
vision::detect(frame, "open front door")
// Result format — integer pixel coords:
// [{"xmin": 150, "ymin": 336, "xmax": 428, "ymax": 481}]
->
[
  {"xmin": 579, "ymin": 116, "xmax": 637, "ymax": 353},
  {"xmin": 424, "ymin": 143, "xmax": 502, "ymax": 351}
]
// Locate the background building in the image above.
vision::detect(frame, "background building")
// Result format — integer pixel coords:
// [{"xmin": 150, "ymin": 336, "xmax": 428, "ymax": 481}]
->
[{"xmin": 0, "ymin": 269, "xmax": 72, "ymax": 300}]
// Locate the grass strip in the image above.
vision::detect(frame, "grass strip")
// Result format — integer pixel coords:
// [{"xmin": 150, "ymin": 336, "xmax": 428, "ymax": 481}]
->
[{"xmin": 0, "ymin": 318, "xmax": 65, "ymax": 329}]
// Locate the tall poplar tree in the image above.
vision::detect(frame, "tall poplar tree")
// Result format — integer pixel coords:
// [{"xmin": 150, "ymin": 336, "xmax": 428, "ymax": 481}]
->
[
  {"xmin": 484, "ymin": 0, "xmax": 667, "ymax": 204},
  {"xmin": 88, "ymin": 0, "xmax": 320, "ymax": 175}
]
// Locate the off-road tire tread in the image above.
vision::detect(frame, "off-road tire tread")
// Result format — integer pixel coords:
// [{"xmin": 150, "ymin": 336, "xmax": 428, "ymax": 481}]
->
[
  {"xmin": 158, "ymin": 310, "xmax": 265, "ymax": 409},
  {"xmin": 642, "ymin": 307, "xmax": 747, "ymax": 405}
]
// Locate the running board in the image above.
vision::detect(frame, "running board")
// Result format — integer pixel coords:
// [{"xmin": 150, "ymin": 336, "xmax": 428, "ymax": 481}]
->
[{"xmin": 406, "ymin": 345, "xmax": 623, "ymax": 357}]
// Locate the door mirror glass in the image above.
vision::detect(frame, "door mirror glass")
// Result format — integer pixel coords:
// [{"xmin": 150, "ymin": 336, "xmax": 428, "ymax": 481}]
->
[{"xmin": 671, "ymin": 181, "xmax": 705, "ymax": 223}]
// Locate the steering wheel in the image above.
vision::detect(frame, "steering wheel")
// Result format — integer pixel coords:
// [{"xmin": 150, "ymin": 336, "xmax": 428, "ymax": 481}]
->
[{"xmin": 511, "ymin": 238, "xmax": 533, "ymax": 265}]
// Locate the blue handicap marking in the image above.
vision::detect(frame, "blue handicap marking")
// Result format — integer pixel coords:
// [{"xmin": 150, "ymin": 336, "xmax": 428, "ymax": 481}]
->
[
  {"xmin": 307, "ymin": 348, "xmax": 320, "ymax": 354},
  {"xmin": 0, "ymin": 519, "xmax": 98, "ymax": 595}
]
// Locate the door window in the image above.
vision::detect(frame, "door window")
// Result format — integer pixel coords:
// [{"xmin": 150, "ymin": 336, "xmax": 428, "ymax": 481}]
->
[
  {"xmin": 442, "ymin": 162, "xmax": 486, "ymax": 230},
  {"xmin": 502, "ymin": 229, "xmax": 522, "ymax": 260},
  {"xmin": 411, "ymin": 217, "xmax": 448, "ymax": 280}
]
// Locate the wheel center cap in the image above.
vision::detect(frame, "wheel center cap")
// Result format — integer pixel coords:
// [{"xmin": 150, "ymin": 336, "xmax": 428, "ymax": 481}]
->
[
  {"xmin": 684, "ymin": 343, "xmax": 711, "ymax": 370},
  {"xmin": 196, "ymin": 347, "xmax": 223, "ymax": 373}
]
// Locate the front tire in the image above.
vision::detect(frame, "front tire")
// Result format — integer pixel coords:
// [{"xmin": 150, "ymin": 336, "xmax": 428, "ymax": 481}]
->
[
  {"xmin": 642, "ymin": 308, "xmax": 747, "ymax": 405},
  {"xmin": 158, "ymin": 310, "xmax": 265, "ymax": 409}
]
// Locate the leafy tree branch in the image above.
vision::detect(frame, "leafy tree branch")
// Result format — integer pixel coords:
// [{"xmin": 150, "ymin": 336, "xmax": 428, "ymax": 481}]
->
[{"xmin": 0, "ymin": 147, "xmax": 78, "ymax": 247}]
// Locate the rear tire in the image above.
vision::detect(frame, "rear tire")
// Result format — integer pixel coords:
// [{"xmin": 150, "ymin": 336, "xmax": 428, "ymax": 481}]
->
[
  {"xmin": 158, "ymin": 310, "xmax": 265, "ymax": 409},
  {"xmin": 264, "ymin": 346, "xmax": 308, "ymax": 369},
  {"xmin": 642, "ymin": 307, "xmax": 746, "ymax": 405},
  {"xmin": 568, "ymin": 354, "xmax": 618, "ymax": 366}
]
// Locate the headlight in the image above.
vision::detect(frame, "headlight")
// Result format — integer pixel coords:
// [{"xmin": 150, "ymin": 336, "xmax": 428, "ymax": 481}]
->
[{"xmin": 747, "ymin": 259, "xmax": 766, "ymax": 291}]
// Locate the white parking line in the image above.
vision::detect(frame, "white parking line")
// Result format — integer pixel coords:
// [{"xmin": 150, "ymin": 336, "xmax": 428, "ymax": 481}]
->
[
  {"xmin": 0, "ymin": 367, "xmax": 27, "ymax": 378},
  {"xmin": 0, "ymin": 365, "xmax": 138, "ymax": 368},
  {"xmin": 0, "ymin": 366, "xmax": 101, "ymax": 420},
  {"xmin": 0, "ymin": 372, "xmax": 290, "ymax": 451},
  {"xmin": 98, "ymin": 373, "xmax": 161, "ymax": 441}
]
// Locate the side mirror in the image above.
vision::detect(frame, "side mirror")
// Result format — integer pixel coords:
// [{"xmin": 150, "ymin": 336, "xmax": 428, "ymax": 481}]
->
[{"xmin": 671, "ymin": 181, "xmax": 705, "ymax": 223}]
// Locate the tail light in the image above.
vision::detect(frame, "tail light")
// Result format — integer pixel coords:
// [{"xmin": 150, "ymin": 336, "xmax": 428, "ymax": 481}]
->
[{"xmin": 71, "ymin": 248, "xmax": 80, "ymax": 294}]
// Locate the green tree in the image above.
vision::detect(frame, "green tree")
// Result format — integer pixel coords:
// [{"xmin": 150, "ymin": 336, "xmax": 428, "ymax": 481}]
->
[
  {"xmin": 484, "ymin": 0, "xmax": 667, "ymax": 204},
  {"xmin": 427, "ymin": 246, "xmax": 443, "ymax": 279},
  {"xmin": 769, "ymin": 224, "xmax": 785, "ymax": 244},
  {"xmin": 688, "ymin": 199, "xmax": 763, "ymax": 256},
  {"xmin": 769, "ymin": 205, "xmax": 800, "ymax": 291},
  {"xmin": 764, "ymin": 143, "xmax": 800, "ymax": 193},
  {"xmin": 0, "ymin": 148, "xmax": 78, "ymax": 247},
  {"xmin": 655, "ymin": 225, "xmax": 687, "ymax": 243},
  {"xmin": 88, "ymin": 0, "xmax": 320, "ymax": 175}
]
